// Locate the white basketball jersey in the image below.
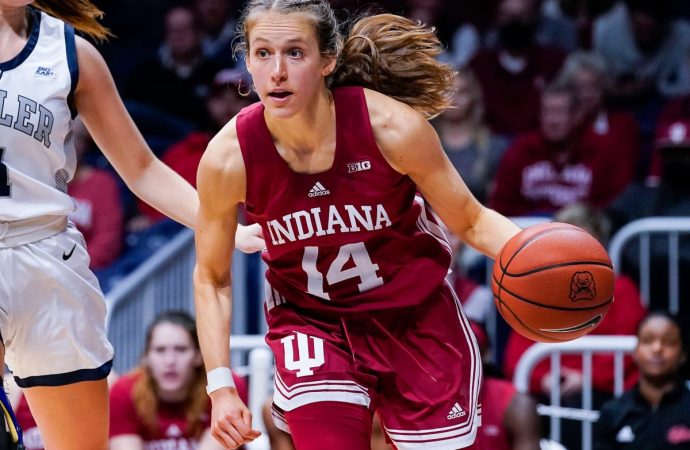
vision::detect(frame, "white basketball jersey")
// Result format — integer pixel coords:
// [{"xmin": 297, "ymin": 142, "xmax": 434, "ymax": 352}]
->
[{"xmin": 0, "ymin": 8, "xmax": 78, "ymax": 221}]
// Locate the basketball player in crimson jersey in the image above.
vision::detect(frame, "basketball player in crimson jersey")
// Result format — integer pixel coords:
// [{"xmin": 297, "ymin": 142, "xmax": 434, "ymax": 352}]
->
[{"xmin": 193, "ymin": 1, "xmax": 521, "ymax": 449}]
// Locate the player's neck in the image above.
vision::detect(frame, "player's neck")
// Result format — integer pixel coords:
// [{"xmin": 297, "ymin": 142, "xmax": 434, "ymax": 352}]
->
[
  {"xmin": 0, "ymin": 6, "xmax": 30, "ymax": 62},
  {"xmin": 265, "ymin": 88, "xmax": 335, "ymax": 155}
]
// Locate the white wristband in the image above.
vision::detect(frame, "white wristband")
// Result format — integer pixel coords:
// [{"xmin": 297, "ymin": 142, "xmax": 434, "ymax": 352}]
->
[{"xmin": 206, "ymin": 367, "xmax": 235, "ymax": 395}]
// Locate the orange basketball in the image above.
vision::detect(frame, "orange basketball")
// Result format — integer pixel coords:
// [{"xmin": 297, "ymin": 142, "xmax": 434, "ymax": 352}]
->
[{"xmin": 491, "ymin": 222, "xmax": 614, "ymax": 343}]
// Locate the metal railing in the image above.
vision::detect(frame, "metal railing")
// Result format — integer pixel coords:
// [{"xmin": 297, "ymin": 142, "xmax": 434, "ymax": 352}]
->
[
  {"xmin": 513, "ymin": 335, "xmax": 637, "ymax": 450},
  {"xmin": 608, "ymin": 217, "xmax": 690, "ymax": 313},
  {"xmin": 105, "ymin": 228, "xmax": 265, "ymax": 373}
]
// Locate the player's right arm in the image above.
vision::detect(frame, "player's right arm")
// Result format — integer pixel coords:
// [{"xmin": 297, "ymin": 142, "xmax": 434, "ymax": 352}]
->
[{"xmin": 193, "ymin": 120, "xmax": 260, "ymax": 449}]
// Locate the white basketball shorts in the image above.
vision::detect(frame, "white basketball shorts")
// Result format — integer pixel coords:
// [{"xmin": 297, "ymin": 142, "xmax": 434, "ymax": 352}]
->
[{"xmin": 0, "ymin": 222, "xmax": 114, "ymax": 387}]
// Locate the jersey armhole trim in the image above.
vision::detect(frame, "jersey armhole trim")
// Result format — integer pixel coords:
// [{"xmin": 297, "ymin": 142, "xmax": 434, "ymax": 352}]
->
[
  {"xmin": 64, "ymin": 23, "xmax": 79, "ymax": 119},
  {"xmin": 0, "ymin": 8, "xmax": 41, "ymax": 73}
]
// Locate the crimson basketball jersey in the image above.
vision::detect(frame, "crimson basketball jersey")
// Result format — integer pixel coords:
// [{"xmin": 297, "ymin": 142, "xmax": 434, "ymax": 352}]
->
[{"xmin": 237, "ymin": 86, "xmax": 452, "ymax": 312}]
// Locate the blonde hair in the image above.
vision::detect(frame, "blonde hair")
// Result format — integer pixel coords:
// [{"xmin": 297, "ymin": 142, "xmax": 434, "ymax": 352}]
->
[
  {"xmin": 33, "ymin": 0, "xmax": 111, "ymax": 41},
  {"xmin": 236, "ymin": 0, "xmax": 455, "ymax": 118}
]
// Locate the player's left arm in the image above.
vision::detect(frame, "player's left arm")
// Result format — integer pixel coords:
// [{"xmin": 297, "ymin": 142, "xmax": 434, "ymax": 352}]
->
[{"xmin": 366, "ymin": 89, "xmax": 520, "ymax": 259}]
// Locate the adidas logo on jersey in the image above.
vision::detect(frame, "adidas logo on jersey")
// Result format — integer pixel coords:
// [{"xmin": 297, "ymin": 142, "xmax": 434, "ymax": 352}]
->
[
  {"xmin": 447, "ymin": 402, "xmax": 467, "ymax": 420},
  {"xmin": 308, "ymin": 182, "xmax": 330, "ymax": 197}
]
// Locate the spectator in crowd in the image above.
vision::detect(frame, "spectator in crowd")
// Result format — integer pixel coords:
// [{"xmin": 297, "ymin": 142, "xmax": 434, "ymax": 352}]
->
[
  {"xmin": 593, "ymin": 312, "xmax": 690, "ymax": 450},
  {"xmin": 470, "ymin": 0, "xmax": 566, "ymax": 135},
  {"xmin": 484, "ymin": 0, "xmax": 578, "ymax": 52},
  {"xmin": 471, "ymin": 321, "xmax": 542, "ymax": 450},
  {"xmin": 504, "ymin": 203, "xmax": 647, "ymax": 450},
  {"xmin": 195, "ymin": 0, "xmax": 238, "ymax": 68},
  {"xmin": 607, "ymin": 119, "xmax": 690, "ymax": 356},
  {"xmin": 553, "ymin": 0, "xmax": 617, "ymax": 47},
  {"xmin": 125, "ymin": 5, "xmax": 221, "ymax": 126},
  {"xmin": 557, "ymin": 51, "xmax": 640, "ymax": 186},
  {"xmin": 109, "ymin": 311, "xmax": 247, "ymax": 450},
  {"xmin": 435, "ymin": 68, "xmax": 510, "ymax": 204},
  {"xmin": 68, "ymin": 118, "xmax": 123, "ymax": 271},
  {"xmin": 490, "ymin": 81, "xmax": 621, "ymax": 216},
  {"xmin": 135, "ymin": 69, "xmax": 255, "ymax": 225},
  {"xmin": 593, "ymin": 0, "xmax": 690, "ymax": 101}
]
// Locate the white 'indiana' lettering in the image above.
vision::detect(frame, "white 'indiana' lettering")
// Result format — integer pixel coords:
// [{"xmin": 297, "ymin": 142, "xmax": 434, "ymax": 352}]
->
[{"xmin": 266, "ymin": 204, "xmax": 392, "ymax": 245}]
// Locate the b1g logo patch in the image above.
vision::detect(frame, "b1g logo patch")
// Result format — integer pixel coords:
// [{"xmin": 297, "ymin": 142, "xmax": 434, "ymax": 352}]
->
[
  {"xmin": 281, "ymin": 332, "xmax": 325, "ymax": 377},
  {"xmin": 569, "ymin": 271, "xmax": 596, "ymax": 302},
  {"xmin": 347, "ymin": 160, "xmax": 371, "ymax": 173}
]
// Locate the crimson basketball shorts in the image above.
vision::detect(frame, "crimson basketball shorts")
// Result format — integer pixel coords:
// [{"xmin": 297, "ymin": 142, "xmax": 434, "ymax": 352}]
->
[
  {"xmin": 265, "ymin": 280, "xmax": 482, "ymax": 450},
  {"xmin": 0, "ymin": 220, "xmax": 113, "ymax": 387}
]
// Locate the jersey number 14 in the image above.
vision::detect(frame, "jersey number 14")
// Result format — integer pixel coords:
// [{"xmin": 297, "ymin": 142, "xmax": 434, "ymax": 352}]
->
[{"xmin": 303, "ymin": 242, "xmax": 384, "ymax": 300}]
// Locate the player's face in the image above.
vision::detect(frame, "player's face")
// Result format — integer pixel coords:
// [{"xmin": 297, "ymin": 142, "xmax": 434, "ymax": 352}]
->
[
  {"xmin": 245, "ymin": 12, "xmax": 336, "ymax": 119},
  {"xmin": 146, "ymin": 323, "xmax": 202, "ymax": 396},
  {"xmin": 634, "ymin": 316, "xmax": 685, "ymax": 382}
]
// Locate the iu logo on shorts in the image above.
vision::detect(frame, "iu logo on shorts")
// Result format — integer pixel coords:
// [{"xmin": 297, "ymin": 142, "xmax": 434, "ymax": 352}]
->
[{"xmin": 281, "ymin": 332, "xmax": 325, "ymax": 377}]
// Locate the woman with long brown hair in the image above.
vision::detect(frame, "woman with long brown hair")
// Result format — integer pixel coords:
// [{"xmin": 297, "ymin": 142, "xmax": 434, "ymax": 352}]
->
[
  {"xmin": 193, "ymin": 1, "xmax": 521, "ymax": 449},
  {"xmin": 109, "ymin": 311, "xmax": 247, "ymax": 450},
  {"xmin": 0, "ymin": 1, "xmax": 262, "ymax": 449}
]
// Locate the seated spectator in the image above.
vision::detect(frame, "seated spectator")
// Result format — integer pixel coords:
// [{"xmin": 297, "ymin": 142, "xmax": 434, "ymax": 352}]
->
[
  {"xmin": 435, "ymin": 68, "xmax": 510, "ymax": 204},
  {"xmin": 194, "ymin": 0, "xmax": 238, "ymax": 68},
  {"xmin": 558, "ymin": 51, "xmax": 640, "ymax": 187},
  {"xmin": 109, "ymin": 310, "xmax": 247, "ymax": 450},
  {"xmin": 471, "ymin": 321, "xmax": 542, "ymax": 450},
  {"xmin": 607, "ymin": 119, "xmax": 690, "ymax": 354},
  {"xmin": 482, "ymin": 0, "xmax": 579, "ymax": 52},
  {"xmin": 544, "ymin": 0, "xmax": 617, "ymax": 48},
  {"xmin": 593, "ymin": 312, "xmax": 690, "ymax": 450},
  {"xmin": 593, "ymin": 0, "xmax": 690, "ymax": 169},
  {"xmin": 593, "ymin": 0, "xmax": 690, "ymax": 101},
  {"xmin": 67, "ymin": 118, "xmax": 123, "ymax": 270},
  {"xmin": 135, "ymin": 68, "xmax": 254, "ymax": 225},
  {"xmin": 124, "ymin": 5, "xmax": 221, "ymax": 127},
  {"xmin": 490, "ymin": 81, "xmax": 623, "ymax": 216},
  {"xmin": 504, "ymin": 203, "xmax": 647, "ymax": 450},
  {"xmin": 470, "ymin": 0, "xmax": 565, "ymax": 135}
]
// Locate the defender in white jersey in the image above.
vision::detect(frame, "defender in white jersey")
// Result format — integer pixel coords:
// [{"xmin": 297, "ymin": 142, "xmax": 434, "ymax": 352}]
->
[{"xmin": 0, "ymin": 2, "xmax": 263, "ymax": 450}]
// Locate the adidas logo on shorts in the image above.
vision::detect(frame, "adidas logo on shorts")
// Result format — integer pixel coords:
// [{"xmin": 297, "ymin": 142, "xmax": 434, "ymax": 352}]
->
[
  {"xmin": 447, "ymin": 402, "xmax": 467, "ymax": 420},
  {"xmin": 308, "ymin": 182, "xmax": 330, "ymax": 197}
]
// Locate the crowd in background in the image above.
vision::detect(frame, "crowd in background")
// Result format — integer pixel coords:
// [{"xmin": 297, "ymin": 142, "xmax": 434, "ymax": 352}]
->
[{"xmin": 60, "ymin": 1, "xmax": 690, "ymax": 448}]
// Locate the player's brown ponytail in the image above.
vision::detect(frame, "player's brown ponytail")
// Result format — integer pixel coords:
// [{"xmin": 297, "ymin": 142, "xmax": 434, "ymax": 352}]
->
[
  {"xmin": 331, "ymin": 14, "xmax": 455, "ymax": 119},
  {"xmin": 33, "ymin": 0, "xmax": 112, "ymax": 41}
]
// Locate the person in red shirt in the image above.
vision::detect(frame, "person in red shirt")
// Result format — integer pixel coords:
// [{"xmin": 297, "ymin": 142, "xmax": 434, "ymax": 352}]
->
[
  {"xmin": 490, "ymin": 81, "xmax": 623, "ymax": 216},
  {"xmin": 68, "ymin": 118, "xmax": 123, "ymax": 270},
  {"xmin": 109, "ymin": 311, "xmax": 247, "ymax": 450},
  {"xmin": 557, "ymin": 51, "xmax": 639, "ymax": 193},
  {"xmin": 469, "ymin": 0, "xmax": 565, "ymax": 136}
]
